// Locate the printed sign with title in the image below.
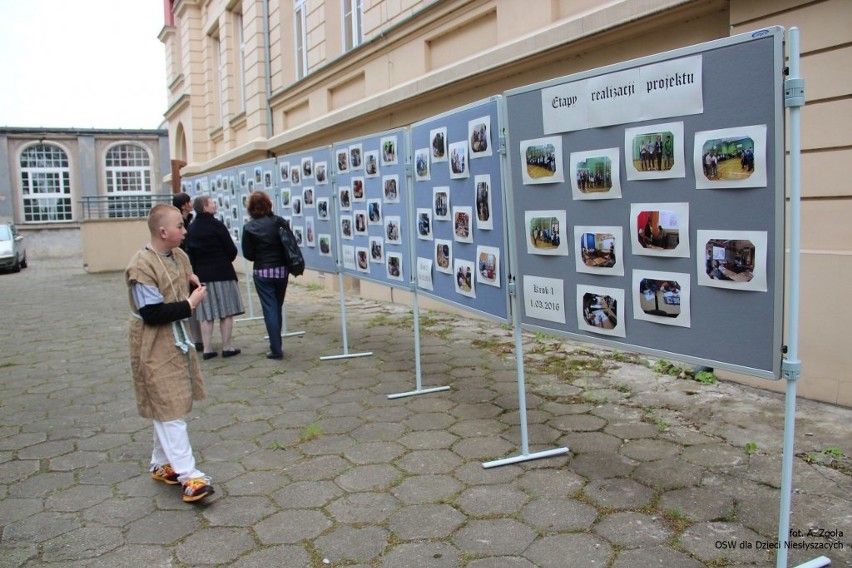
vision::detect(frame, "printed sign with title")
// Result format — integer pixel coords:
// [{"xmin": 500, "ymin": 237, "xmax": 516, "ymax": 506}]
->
[{"xmin": 542, "ymin": 55, "xmax": 703, "ymax": 134}]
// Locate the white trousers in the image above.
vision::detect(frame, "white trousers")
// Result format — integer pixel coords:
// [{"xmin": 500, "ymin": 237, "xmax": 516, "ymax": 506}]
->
[{"xmin": 150, "ymin": 419, "xmax": 207, "ymax": 482}]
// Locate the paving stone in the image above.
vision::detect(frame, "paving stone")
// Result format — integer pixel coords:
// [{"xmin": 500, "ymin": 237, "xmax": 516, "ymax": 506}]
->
[
  {"xmin": 455, "ymin": 483, "xmax": 528, "ymax": 516},
  {"xmin": 335, "ymin": 464, "xmax": 402, "ymax": 491},
  {"xmin": 547, "ymin": 414, "xmax": 607, "ymax": 432},
  {"xmin": 396, "ymin": 449, "xmax": 462, "ymax": 474},
  {"xmin": 398, "ymin": 430, "xmax": 459, "ymax": 450},
  {"xmin": 389, "ymin": 503, "xmax": 465, "ymax": 539},
  {"xmin": 516, "ymin": 468, "xmax": 586, "ymax": 497},
  {"xmin": 0, "ymin": 460, "xmax": 40, "ymax": 483},
  {"xmin": 610, "ymin": 546, "xmax": 705, "ymax": 568},
  {"xmin": 41, "ymin": 526, "xmax": 122, "ymax": 562},
  {"xmin": 452, "ymin": 436, "xmax": 517, "ymax": 460},
  {"xmin": 298, "ymin": 434, "xmax": 358, "ymax": 455},
  {"xmin": 326, "ymin": 491, "xmax": 400, "ymax": 523},
  {"xmin": 285, "ymin": 454, "xmax": 350, "ymax": 481},
  {"xmin": 619, "ymin": 438, "xmax": 682, "ymax": 461},
  {"xmin": 230, "ymin": 544, "xmax": 311, "ymax": 568},
  {"xmin": 658, "ymin": 487, "xmax": 735, "ymax": 522},
  {"xmin": 679, "ymin": 521, "xmax": 774, "ymax": 564},
  {"xmin": 632, "ymin": 458, "xmax": 705, "ymax": 490},
  {"xmin": 454, "ymin": 518, "xmax": 537, "ymax": 556},
  {"xmin": 314, "ymin": 525, "xmax": 388, "ymax": 563},
  {"xmin": 520, "ymin": 497, "xmax": 598, "ymax": 531},
  {"xmin": 402, "ymin": 412, "xmax": 457, "ymax": 430},
  {"xmin": 82, "ymin": 497, "xmax": 154, "ymax": 526},
  {"xmin": 453, "ymin": 461, "xmax": 523, "ymax": 485},
  {"xmin": 343, "ymin": 440, "xmax": 407, "ymax": 464},
  {"xmin": 570, "ymin": 452, "xmax": 638, "ymax": 479},
  {"xmin": 524, "ymin": 533, "xmax": 613, "ymax": 568},
  {"xmin": 559, "ymin": 431, "xmax": 623, "ymax": 454},
  {"xmin": 176, "ymin": 527, "xmax": 256, "ymax": 565},
  {"xmin": 85, "ymin": 544, "xmax": 175, "ymax": 568},
  {"xmin": 602, "ymin": 421, "xmax": 662, "ymax": 439},
  {"xmin": 44, "ymin": 484, "xmax": 111, "ymax": 513},
  {"xmin": 583, "ymin": 478, "xmax": 655, "ymax": 509},
  {"xmin": 7, "ymin": 471, "xmax": 75, "ymax": 498},
  {"xmin": 125, "ymin": 509, "xmax": 198, "ymax": 544},
  {"xmin": 203, "ymin": 495, "xmax": 278, "ymax": 526},
  {"xmin": 466, "ymin": 557, "xmax": 535, "ymax": 568},
  {"xmin": 2, "ymin": 511, "xmax": 81, "ymax": 544},
  {"xmin": 223, "ymin": 470, "xmax": 290, "ymax": 495},
  {"xmin": 254, "ymin": 509, "xmax": 332, "ymax": 544},
  {"xmin": 78, "ymin": 462, "xmax": 142, "ymax": 486},
  {"xmin": 272, "ymin": 480, "xmax": 342, "ymax": 509},
  {"xmin": 681, "ymin": 443, "xmax": 748, "ymax": 468},
  {"xmin": 239, "ymin": 448, "xmax": 302, "ymax": 469},
  {"xmin": 350, "ymin": 422, "xmax": 408, "ymax": 442},
  {"xmin": 379, "ymin": 541, "xmax": 460, "ymax": 568},
  {"xmin": 594, "ymin": 511, "xmax": 673, "ymax": 548},
  {"xmin": 391, "ymin": 474, "xmax": 463, "ymax": 504}
]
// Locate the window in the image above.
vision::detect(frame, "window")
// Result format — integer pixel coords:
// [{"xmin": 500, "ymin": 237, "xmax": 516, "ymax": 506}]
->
[
  {"xmin": 214, "ymin": 31, "xmax": 226, "ymax": 124},
  {"xmin": 105, "ymin": 143, "xmax": 153, "ymax": 218},
  {"xmin": 295, "ymin": 0, "xmax": 308, "ymax": 79},
  {"xmin": 19, "ymin": 143, "xmax": 72, "ymax": 223},
  {"xmin": 237, "ymin": 12, "xmax": 246, "ymax": 113},
  {"xmin": 342, "ymin": 0, "xmax": 363, "ymax": 51}
]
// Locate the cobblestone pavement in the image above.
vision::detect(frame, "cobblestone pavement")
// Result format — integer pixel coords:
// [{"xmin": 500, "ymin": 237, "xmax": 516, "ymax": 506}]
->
[{"xmin": 0, "ymin": 257, "xmax": 849, "ymax": 567}]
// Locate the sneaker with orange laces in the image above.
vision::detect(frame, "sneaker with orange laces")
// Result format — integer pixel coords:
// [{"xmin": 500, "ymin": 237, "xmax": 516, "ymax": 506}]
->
[
  {"xmin": 151, "ymin": 464, "xmax": 179, "ymax": 485},
  {"xmin": 182, "ymin": 477, "xmax": 214, "ymax": 502}
]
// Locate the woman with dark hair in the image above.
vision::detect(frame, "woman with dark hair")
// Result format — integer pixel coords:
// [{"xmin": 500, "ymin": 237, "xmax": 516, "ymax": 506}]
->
[
  {"xmin": 185, "ymin": 195, "xmax": 244, "ymax": 359},
  {"xmin": 241, "ymin": 191, "xmax": 290, "ymax": 359}
]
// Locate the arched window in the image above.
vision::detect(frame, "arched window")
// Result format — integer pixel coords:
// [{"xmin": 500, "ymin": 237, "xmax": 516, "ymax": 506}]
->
[
  {"xmin": 19, "ymin": 143, "xmax": 73, "ymax": 223},
  {"xmin": 105, "ymin": 143, "xmax": 152, "ymax": 218}
]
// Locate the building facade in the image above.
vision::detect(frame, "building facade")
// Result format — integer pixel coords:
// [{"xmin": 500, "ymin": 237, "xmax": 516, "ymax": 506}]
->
[
  {"xmin": 0, "ymin": 127, "xmax": 170, "ymax": 258},
  {"xmin": 159, "ymin": 0, "xmax": 852, "ymax": 406}
]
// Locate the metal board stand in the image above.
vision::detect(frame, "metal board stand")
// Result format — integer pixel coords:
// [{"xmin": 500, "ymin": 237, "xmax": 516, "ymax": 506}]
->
[
  {"xmin": 482, "ymin": 275, "xmax": 569, "ymax": 468},
  {"xmin": 780, "ymin": 27, "xmax": 830, "ymax": 568},
  {"xmin": 236, "ymin": 258, "xmax": 263, "ymax": 322},
  {"xmin": 387, "ymin": 291, "xmax": 450, "ymax": 399},
  {"xmin": 320, "ymin": 272, "xmax": 373, "ymax": 361}
]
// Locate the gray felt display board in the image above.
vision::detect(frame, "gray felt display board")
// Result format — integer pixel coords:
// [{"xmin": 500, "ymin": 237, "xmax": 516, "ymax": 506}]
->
[
  {"xmin": 276, "ymin": 146, "xmax": 338, "ymax": 274},
  {"xmin": 333, "ymin": 128, "xmax": 411, "ymax": 290},
  {"xmin": 504, "ymin": 28, "xmax": 786, "ymax": 379},
  {"xmin": 203, "ymin": 168, "xmax": 242, "ymax": 242},
  {"xmin": 409, "ymin": 96, "xmax": 510, "ymax": 322}
]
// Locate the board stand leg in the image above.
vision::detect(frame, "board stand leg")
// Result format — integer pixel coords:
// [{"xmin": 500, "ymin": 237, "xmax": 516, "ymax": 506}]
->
[
  {"xmin": 236, "ymin": 257, "xmax": 263, "ymax": 322},
  {"xmin": 778, "ymin": 28, "xmax": 830, "ymax": 568},
  {"xmin": 388, "ymin": 291, "xmax": 450, "ymax": 399},
  {"xmin": 320, "ymin": 272, "xmax": 372, "ymax": 361},
  {"xmin": 483, "ymin": 277, "xmax": 568, "ymax": 468}
]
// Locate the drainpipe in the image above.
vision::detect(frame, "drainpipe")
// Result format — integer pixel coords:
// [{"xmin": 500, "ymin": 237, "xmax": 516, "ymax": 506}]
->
[{"xmin": 262, "ymin": 0, "xmax": 273, "ymax": 138}]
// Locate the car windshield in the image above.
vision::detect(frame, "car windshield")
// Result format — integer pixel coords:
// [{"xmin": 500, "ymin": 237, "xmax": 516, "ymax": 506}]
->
[{"xmin": 0, "ymin": 225, "xmax": 11, "ymax": 241}]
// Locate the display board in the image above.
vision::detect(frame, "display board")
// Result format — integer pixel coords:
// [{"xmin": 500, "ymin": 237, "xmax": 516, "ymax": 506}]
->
[
  {"xmin": 204, "ymin": 168, "xmax": 242, "ymax": 241},
  {"xmin": 332, "ymin": 128, "xmax": 411, "ymax": 290},
  {"xmin": 505, "ymin": 28, "xmax": 785, "ymax": 379},
  {"xmin": 277, "ymin": 146, "xmax": 338, "ymax": 274},
  {"xmin": 409, "ymin": 96, "xmax": 511, "ymax": 322}
]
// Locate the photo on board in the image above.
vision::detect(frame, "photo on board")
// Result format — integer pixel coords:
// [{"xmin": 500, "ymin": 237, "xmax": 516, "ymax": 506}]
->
[
  {"xmin": 356, "ymin": 246, "xmax": 370, "ymax": 272},
  {"xmin": 629, "ymin": 202, "xmax": 690, "ymax": 258},
  {"xmin": 301, "ymin": 156, "xmax": 313, "ymax": 179},
  {"xmin": 430, "ymin": 127, "xmax": 448, "ymax": 162},
  {"xmin": 624, "ymin": 121, "xmax": 685, "ymax": 180},
  {"xmin": 449, "ymin": 141, "xmax": 469, "ymax": 179},
  {"xmin": 349, "ymin": 144, "xmax": 363, "ymax": 170},
  {"xmin": 433, "ymin": 187, "xmax": 450, "ymax": 220},
  {"xmin": 339, "ymin": 187, "xmax": 352, "ymax": 210},
  {"xmin": 476, "ymin": 245, "xmax": 500, "ymax": 288},
  {"xmin": 319, "ymin": 234, "xmax": 332, "ymax": 256},
  {"xmin": 453, "ymin": 206, "xmax": 473, "ymax": 244},
  {"xmin": 693, "ymin": 125, "xmax": 767, "ymax": 189},
  {"xmin": 435, "ymin": 238, "xmax": 452, "ymax": 274},
  {"xmin": 364, "ymin": 150, "xmax": 379, "ymax": 177},
  {"xmin": 305, "ymin": 217, "xmax": 315, "ymax": 247},
  {"xmin": 340, "ymin": 215, "xmax": 353, "ymax": 240},
  {"xmin": 577, "ymin": 284, "xmax": 625, "ymax": 338},
  {"xmin": 574, "ymin": 225, "xmax": 623, "ymax": 276},
  {"xmin": 417, "ymin": 208, "xmax": 433, "ymax": 240},
  {"xmin": 290, "ymin": 166, "xmax": 301, "ymax": 186},
  {"xmin": 454, "ymin": 257, "xmax": 476, "ymax": 299},
  {"xmin": 468, "ymin": 115, "xmax": 492, "ymax": 158},
  {"xmin": 570, "ymin": 147, "xmax": 622, "ymax": 200},
  {"xmin": 369, "ymin": 236, "xmax": 384, "ymax": 263},
  {"xmin": 632, "ymin": 269, "xmax": 691, "ymax": 328},
  {"xmin": 336, "ymin": 149, "xmax": 349, "ymax": 173},
  {"xmin": 525, "ymin": 210, "xmax": 568, "ymax": 256},
  {"xmin": 695, "ymin": 230, "xmax": 768, "ymax": 292},
  {"xmin": 475, "ymin": 174, "xmax": 493, "ymax": 230},
  {"xmin": 315, "ymin": 161, "xmax": 328, "ymax": 184},
  {"xmin": 385, "ymin": 215, "xmax": 401, "ymax": 244},
  {"xmin": 387, "ymin": 252, "xmax": 403, "ymax": 281},
  {"xmin": 415, "ymin": 148, "xmax": 431, "ymax": 181},
  {"xmin": 367, "ymin": 199, "xmax": 382, "ymax": 225},
  {"xmin": 383, "ymin": 175, "xmax": 400, "ymax": 203},
  {"xmin": 381, "ymin": 136, "xmax": 398, "ymax": 166},
  {"xmin": 520, "ymin": 136, "xmax": 564, "ymax": 185},
  {"xmin": 316, "ymin": 197, "xmax": 329, "ymax": 219}
]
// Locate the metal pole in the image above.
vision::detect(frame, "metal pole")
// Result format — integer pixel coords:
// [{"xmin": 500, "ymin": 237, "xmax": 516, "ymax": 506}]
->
[{"xmin": 778, "ymin": 27, "xmax": 827, "ymax": 568}]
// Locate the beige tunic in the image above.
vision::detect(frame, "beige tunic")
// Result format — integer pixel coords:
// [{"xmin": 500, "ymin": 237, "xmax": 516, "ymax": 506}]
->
[{"xmin": 126, "ymin": 247, "xmax": 205, "ymax": 421}]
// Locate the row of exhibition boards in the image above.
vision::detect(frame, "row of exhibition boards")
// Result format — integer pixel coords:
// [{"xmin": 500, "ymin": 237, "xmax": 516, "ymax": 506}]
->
[{"xmin": 181, "ymin": 28, "xmax": 786, "ymax": 380}]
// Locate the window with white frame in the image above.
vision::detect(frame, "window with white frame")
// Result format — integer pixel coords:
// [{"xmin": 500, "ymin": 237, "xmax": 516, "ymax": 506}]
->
[
  {"xmin": 214, "ymin": 31, "xmax": 227, "ymax": 124},
  {"xmin": 295, "ymin": 0, "xmax": 308, "ymax": 79},
  {"xmin": 237, "ymin": 11, "xmax": 246, "ymax": 113},
  {"xmin": 105, "ymin": 143, "xmax": 153, "ymax": 218},
  {"xmin": 19, "ymin": 143, "xmax": 72, "ymax": 223},
  {"xmin": 343, "ymin": 0, "xmax": 363, "ymax": 51}
]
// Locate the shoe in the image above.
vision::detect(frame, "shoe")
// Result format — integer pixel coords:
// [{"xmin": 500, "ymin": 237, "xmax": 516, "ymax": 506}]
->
[
  {"xmin": 151, "ymin": 464, "xmax": 180, "ymax": 485},
  {"xmin": 202, "ymin": 352, "xmax": 218, "ymax": 360},
  {"xmin": 222, "ymin": 349, "xmax": 241, "ymax": 358},
  {"xmin": 194, "ymin": 343, "xmax": 203, "ymax": 352},
  {"xmin": 182, "ymin": 477, "xmax": 215, "ymax": 503},
  {"xmin": 266, "ymin": 351, "xmax": 283, "ymax": 360}
]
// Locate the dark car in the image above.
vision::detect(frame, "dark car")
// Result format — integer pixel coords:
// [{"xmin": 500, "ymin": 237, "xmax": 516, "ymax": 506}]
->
[{"xmin": 0, "ymin": 223, "xmax": 27, "ymax": 272}]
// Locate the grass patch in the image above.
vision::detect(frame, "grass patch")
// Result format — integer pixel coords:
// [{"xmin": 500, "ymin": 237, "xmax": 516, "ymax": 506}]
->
[
  {"xmin": 298, "ymin": 422, "xmax": 324, "ymax": 443},
  {"xmin": 745, "ymin": 442, "xmax": 758, "ymax": 455}
]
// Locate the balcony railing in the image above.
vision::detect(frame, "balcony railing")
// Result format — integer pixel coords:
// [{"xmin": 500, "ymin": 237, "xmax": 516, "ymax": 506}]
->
[{"xmin": 80, "ymin": 194, "xmax": 174, "ymax": 220}]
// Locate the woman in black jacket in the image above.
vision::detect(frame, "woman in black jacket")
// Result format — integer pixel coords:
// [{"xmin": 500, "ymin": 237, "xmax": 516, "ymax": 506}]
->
[
  {"xmin": 241, "ymin": 191, "xmax": 289, "ymax": 359},
  {"xmin": 186, "ymin": 195, "xmax": 244, "ymax": 359}
]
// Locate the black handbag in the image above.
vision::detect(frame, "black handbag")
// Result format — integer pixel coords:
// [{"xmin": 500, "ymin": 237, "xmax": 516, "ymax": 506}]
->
[{"xmin": 278, "ymin": 219, "xmax": 305, "ymax": 277}]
